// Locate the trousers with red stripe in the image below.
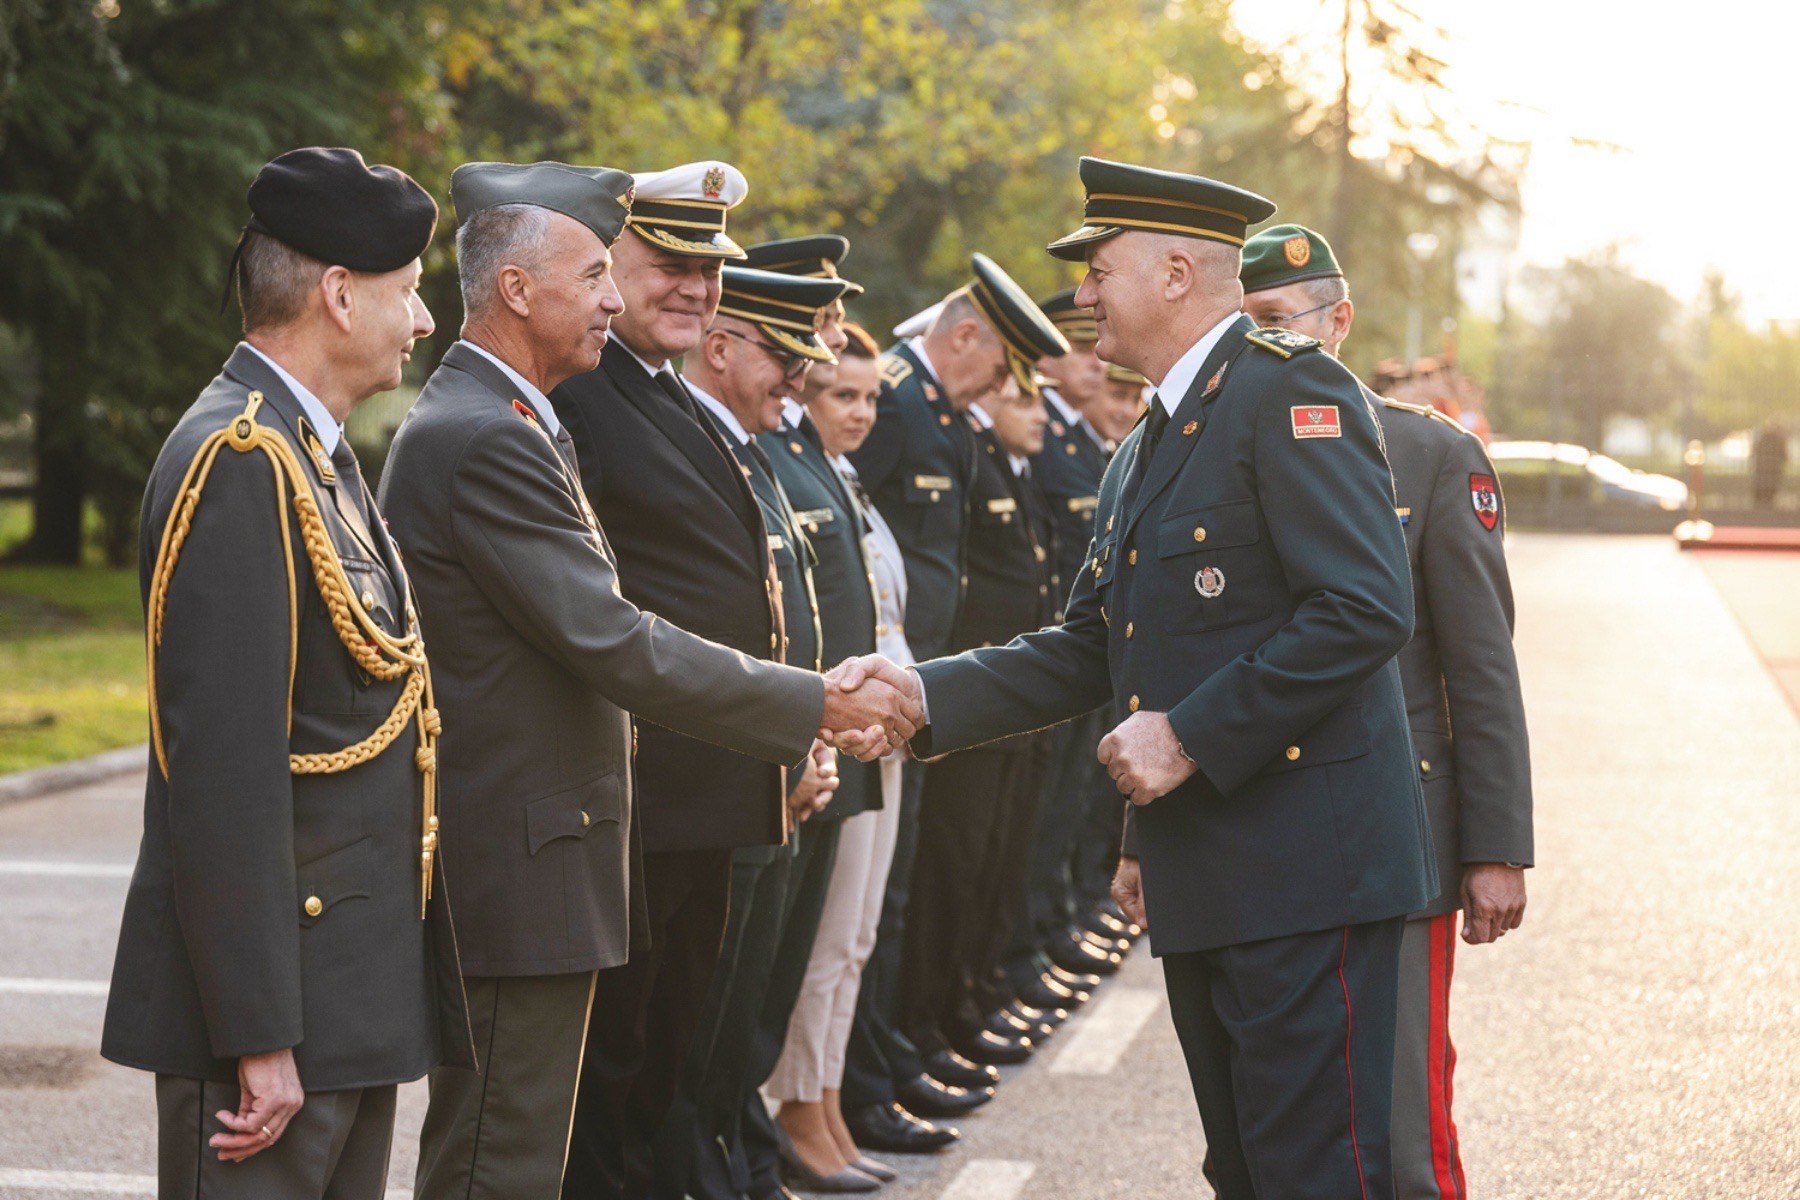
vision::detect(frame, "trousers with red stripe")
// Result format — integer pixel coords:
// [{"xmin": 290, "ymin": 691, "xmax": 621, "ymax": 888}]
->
[
  {"xmin": 1391, "ymin": 912, "xmax": 1467, "ymax": 1200},
  {"xmin": 1168, "ymin": 916, "xmax": 1405, "ymax": 1200}
]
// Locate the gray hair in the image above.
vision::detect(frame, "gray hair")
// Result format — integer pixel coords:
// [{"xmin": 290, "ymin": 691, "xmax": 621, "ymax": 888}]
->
[
  {"xmin": 456, "ymin": 203, "xmax": 553, "ymax": 316},
  {"xmin": 237, "ymin": 231, "xmax": 327, "ymax": 333},
  {"xmin": 1302, "ymin": 275, "xmax": 1350, "ymax": 306}
]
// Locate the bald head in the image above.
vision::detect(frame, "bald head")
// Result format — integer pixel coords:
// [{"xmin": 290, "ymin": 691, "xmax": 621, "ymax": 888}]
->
[{"xmin": 1073, "ymin": 231, "xmax": 1244, "ymax": 383}]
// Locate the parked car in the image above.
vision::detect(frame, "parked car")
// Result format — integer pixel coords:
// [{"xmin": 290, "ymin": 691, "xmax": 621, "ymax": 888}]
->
[{"xmin": 1487, "ymin": 440, "xmax": 1688, "ymax": 511}]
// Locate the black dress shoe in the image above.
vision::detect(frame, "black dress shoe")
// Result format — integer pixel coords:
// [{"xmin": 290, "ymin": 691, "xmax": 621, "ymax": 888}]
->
[
  {"xmin": 1021, "ymin": 974, "xmax": 1089, "ymax": 1009},
  {"xmin": 924, "ymin": 1049, "xmax": 1000, "ymax": 1088},
  {"xmin": 844, "ymin": 1102, "xmax": 959, "ymax": 1153},
  {"xmin": 898, "ymin": 1072, "xmax": 994, "ymax": 1117},
  {"xmin": 1086, "ymin": 908, "xmax": 1138, "ymax": 940},
  {"xmin": 1047, "ymin": 962, "xmax": 1104, "ymax": 992},
  {"xmin": 1009, "ymin": 998, "xmax": 1069, "ymax": 1026},
  {"xmin": 1052, "ymin": 935, "xmax": 1123, "ymax": 976},
  {"xmin": 956, "ymin": 1027, "xmax": 1033, "ymax": 1065},
  {"xmin": 1079, "ymin": 927, "xmax": 1133, "ymax": 956},
  {"xmin": 986, "ymin": 1008, "xmax": 1054, "ymax": 1042}
]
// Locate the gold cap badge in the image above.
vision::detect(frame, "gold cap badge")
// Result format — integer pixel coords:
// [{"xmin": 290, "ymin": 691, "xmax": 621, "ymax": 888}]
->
[{"xmin": 1283, "ymin": 235, "xmax": 1311, "ymax": 268}]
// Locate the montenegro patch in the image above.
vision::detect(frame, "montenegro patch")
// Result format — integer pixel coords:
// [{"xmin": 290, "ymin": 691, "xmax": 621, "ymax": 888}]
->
[
  {"xmin": 1290, "ymin": 405, "xmax": 1341, "ymax": 439},
  {"xmin": 1470, "ymin": 472, "xmax": 1500, "ymax": 530}
]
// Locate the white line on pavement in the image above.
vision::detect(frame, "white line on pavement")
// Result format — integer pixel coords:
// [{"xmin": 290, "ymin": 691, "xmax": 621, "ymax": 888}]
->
[
  {"xmin": 0, "ymin": 1169, "xmax": 413, "ymax": 1198},
  {"xmin": 1047, "ymin": 985, "xmax": 1164, "ymax": 1076},
  {"xmin": 0, "ymin": 978, "xmax": 109, "ymax": 997},
  {"xmin": 0, "ymin": 860, "xmax": 133, "ymax": 878},
  {"xmin": 937, "ymin": 1159, "xmax": 1035, "ymax": 1200}
]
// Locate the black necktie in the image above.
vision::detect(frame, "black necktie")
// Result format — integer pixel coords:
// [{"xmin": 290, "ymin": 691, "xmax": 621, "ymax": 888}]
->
[
  {"xmin": 655, "ymin": 368, "xmax": 702, "ymax": 421},
  {"xmin": 329, "ymin": 438, "xmax": 374, "ymax": 530},
  {"xmin": 1124, "ymin": 396, "xmax": 1168, "ymax": 510}
]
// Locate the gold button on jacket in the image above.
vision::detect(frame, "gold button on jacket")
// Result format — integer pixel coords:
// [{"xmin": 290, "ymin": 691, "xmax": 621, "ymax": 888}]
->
[{"xmin": 303, "ymin": 895, "xmax": 324, "ymax": 917}]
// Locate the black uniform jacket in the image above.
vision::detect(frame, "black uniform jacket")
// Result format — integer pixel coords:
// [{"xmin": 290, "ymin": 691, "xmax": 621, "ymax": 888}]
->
[
  {"xmin": 104, "ymin": 344, "xmax": 474, "ymax": 1089},
  {"xmin": 762, "ymin": 413, "xmax": 882, "ymax": 818},
  {"xmin": 551, "ymin": 340, "xmax": 792, "ymax": 855},
  {"xmin": 1376, "ymin": 392, "xmax": 1534, "ymax": 916},
  {"xmin": 847, "ymin": 343, "xmax": 978, "ymax": 660},
  {"xmin": 912, "ymin": 317, "xmax": 1436, "ymax": 955},
  {"xmin": 1031, "ymin": 390, "xmax": 1106, "ymax": 622},
  {"xmin": 380, "ymin": 343, "xmax": 820, "ymax": 978}
]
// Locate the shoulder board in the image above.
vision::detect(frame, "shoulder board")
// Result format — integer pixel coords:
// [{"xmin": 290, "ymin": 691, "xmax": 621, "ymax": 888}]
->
[
  {"xmin": 878, "ymin": 355, "xmax": 914, "ymax": 388},
  {"xmin": 1424, "ymin": 407, "xmax": 1480, "ymax": 438},
  {"xmin": 1378, "ymin": 397, "xmax": 1436, "ymax": 417},
  {"xmin": 1244, "ymin": 327, "xmax": 1322, "ymax": 359}
]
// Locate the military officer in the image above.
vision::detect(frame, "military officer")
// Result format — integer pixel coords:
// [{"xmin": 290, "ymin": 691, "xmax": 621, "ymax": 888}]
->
[
  {"xmin": 663, "ymin": 264, "xmax": 852, "ymax": 1200},
  {"xmin": 1002, "ymin": 288, "xmax": 1134, "ymax": 1013},
  {"xmin": 837, "ymin": 157, "xmax": 1437, "ymax": 1199},
  {"xmin": 1241, "ymin": 222, "xmax": 1533, "ymax": 1200},
  {"xmin": 839, "ymin": 254, "xmax": 1070, "ymax": 1153},
  {"xmin": 899, "ymin": 372, "xmax": 1063, "ymax": 1083},
  {"xmin": 103, "ymin": 147, "xmax": 472, "ymax": 1200},
  {"xmin": 379, "ymin": 161, "xmax": 914, "ymax": 1200}
]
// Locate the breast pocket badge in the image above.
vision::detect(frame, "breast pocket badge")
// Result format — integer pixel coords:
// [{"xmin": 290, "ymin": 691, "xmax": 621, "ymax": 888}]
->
[{"xmin": 1195, "ymin": 566, "xmax": 1226, "ymax": 598}]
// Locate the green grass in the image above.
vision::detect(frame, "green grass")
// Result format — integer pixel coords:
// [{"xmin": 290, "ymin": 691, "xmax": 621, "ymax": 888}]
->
[{"xmin": 0, "ymin": 565, "xmax": 146, "ymax": 775}]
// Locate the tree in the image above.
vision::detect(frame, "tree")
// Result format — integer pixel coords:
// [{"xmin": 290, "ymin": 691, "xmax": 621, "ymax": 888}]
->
[{"xmin": 0, "ymin": 0, "xmax": 451, "ymax": 562}]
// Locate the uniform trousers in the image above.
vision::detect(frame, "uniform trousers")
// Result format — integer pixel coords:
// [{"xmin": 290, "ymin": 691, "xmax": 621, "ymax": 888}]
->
[
  {"xmin": 766, "ymin": 757, "xmax": 904, "ymax": 1102},
  {"xmin": 840, "ymin": 760, "xmax": 928, "ymax": 1106},
  {"xmin": 1002, "ymin": 706, "xmax": 1109, "ymax": 992},
  {"xmin": 968, "ymin": 733, "xmax": 1053, "ymax": 1017},
  {"xmin": 415, "ymin": 971, "xmax": 596, "ymax": 1200},
  {"xmin": 1391, "ymin": 911, "xmax": 1467, "ymax": 1200},
  {"xmin": 898, "ymin": 739, "xmax": 1034, "ymax": 1057},
  {"xmin": 1163, "ymin": 917, "xmax": 1404, "ymax": 1200},
  {"xmin": 1073, "ymin": 778, "xmax": 1127, "ymax": 910},
  {"xmin": 564, "ymin": 847, "xmax": 732, "ymax": 1200},
  {"xmin": 158, "ymin": 1075, "xmax": 396, "ymax": 1200}
]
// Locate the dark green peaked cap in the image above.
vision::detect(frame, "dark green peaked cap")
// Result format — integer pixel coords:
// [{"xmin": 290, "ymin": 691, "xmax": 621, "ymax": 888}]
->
[
  {"xmin": 1240, "ymin": 223, "xmax": 1343, "ymax": 294},
  {"xmin": 450, "ymin": 161, "xmax": 636, "ymax": 246}
]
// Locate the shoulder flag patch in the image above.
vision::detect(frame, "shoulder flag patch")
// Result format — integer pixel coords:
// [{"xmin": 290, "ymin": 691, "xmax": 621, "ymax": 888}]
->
[
  {"xmin": 1470, "ymin": 473, "xmax": 1500, "ymax": 530},
  {"xmin": 1246, "ymin": 327, "xmax": 1321, "ymax": 359},
  {"xmin": 1291, "ymin": 405, "xmax": 1341, "ymax": 439}
]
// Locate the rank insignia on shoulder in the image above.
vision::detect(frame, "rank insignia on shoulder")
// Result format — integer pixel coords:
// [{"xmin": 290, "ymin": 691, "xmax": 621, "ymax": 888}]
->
[
  {"xmin": 1291, "ymin": 405, "xmax": 1341, "ymax": 439},
  {"xmin": 878, "ymin": 356, "xmax": 914, "ymax": 388},
  {"xmin": 1246, "ymin": 327, "xmax": 1321, "ymax": 358},
  {"xmin": 297, "ymin": 418, "xmax": 336, "ymax": 483},
  {"xmin": 512, "ymin": 398, "xmax": 541, "ymax": 427},
  {"xmin": 1470, "ymin": 473, "xmax": 1500, "ymax": 531}
]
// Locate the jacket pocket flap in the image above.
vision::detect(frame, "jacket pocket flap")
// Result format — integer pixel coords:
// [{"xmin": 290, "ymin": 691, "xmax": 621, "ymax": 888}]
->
[
  {"xmin": 1263, "ymin": 704, "xmax": 1371, "ymax": 775},
  {"xmin": 1157, "ymin": 498, "xmax": 1259, "ymax": 558},
  {"xmin": 297, "ymin": 835, "xmax": 372, "ymax": 923},
  {"xmin": 526, "ymin": 773, "xmax": 625, "ymax": 856}
]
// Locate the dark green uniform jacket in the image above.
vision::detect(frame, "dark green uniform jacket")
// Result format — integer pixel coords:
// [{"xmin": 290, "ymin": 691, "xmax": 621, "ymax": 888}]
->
[
  {"xmin": 104, "ymin": 344, "xmax": 474, "ymax": 1089},
  {"xmin": 912, "ymin": 316, "xmax": 1436, "ymax": 955},
  {"xmin": 1375, "ymin": 391, "xmax": 1534, "ymax": 916},
  {"xmin": 761, "ymin": 412, "xmax": 882, "ymax": 818},
  {"xmin": 1031, "ymin": 389, "xmax": 1106, "ymax": 622},
  {"xmin": 847, "ymin": 343, "xmax": 977, "ymax": 660}
]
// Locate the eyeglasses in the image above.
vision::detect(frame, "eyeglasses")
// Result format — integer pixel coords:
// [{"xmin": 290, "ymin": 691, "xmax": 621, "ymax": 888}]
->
[
  {"xmin": 1256, "ymin": 300, "xmax": 1337, "ymax": 326},
  {"xmin": 716, "ymin": 328, "xmax": 810, "ymax": 380}
]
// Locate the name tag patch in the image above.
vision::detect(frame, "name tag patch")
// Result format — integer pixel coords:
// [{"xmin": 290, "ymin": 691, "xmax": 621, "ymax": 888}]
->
[{"xmin": 1291, "ymin": 405, "xmax": 1341, "ymax": 439}]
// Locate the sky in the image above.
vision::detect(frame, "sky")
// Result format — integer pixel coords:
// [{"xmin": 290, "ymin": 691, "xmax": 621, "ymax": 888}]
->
[{"xmin": 1230, "ymin": 0, "xmax": 1800, "ymax": 323}]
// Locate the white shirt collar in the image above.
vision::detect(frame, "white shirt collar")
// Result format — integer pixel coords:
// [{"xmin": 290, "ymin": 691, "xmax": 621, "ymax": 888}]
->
[
  {"xmin": 617, "ymin": 336, "xmax": 670, "ymax": 380},
  {"xmin": 967, "ymin": 402, "xmax": 995, "ymax": 431},
  {"xmin": 781, "ymin": 398, "xmax": 806, "ymax": 430},
  {"xmin": 1042, "ymin": 386, "xmax": 1081, "ymax": 427},
  {"xmin": 685, "ymin": 379, "xmax": 752, "ymax": 445},
  {"xmin": 458, "ymin": 340, "xmax": 561, "ymax": 435},
  {"xmin": 1151, "ymin": 311, "xmax": 1240, "ymax": 416},
  {"xmin": 833, "ymin": 453, "xmax": 858, "ymax": 479},
  {"xmin": 1008, "ymin": 453, "xmax": 1029, "ymax": 477},
  {"xmin": 905, "ymin": 336, "xmax": 943, "ymax": 391},
  {"xmin": 245, "ymin": 344, "xmax": 341, "ymax": 455}
]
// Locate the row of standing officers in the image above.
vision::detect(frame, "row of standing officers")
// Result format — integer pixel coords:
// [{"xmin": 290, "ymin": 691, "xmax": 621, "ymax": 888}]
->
[{"xmin": 103, "ymin": 145, "xmax": 1532, "ymax": 1200}]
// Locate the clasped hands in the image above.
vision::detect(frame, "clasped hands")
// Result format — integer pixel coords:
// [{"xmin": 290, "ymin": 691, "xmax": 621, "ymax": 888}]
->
[{"xmin": 818, "ymin": 654, "xmax": 925, "ymax": 762}]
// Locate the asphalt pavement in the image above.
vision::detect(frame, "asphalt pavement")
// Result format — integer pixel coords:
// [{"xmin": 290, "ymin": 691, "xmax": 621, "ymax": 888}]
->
[{"xmin": 1, "ymin": 532, "xmax": 1796, "ymax": 1198}]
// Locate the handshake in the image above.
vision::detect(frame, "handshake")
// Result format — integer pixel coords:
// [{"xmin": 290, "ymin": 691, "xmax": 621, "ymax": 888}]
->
[{"xmin": 817, "ymin": 655, "xmax": 926, "ymax": 762}]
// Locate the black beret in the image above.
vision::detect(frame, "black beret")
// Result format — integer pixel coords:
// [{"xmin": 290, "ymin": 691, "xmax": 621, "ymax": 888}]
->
[
  {"xmin": 718, "ymin": 266, "xmax": 852, "ymax": 363},
  {"xmin": 742, "ymin": 235, "xmax": 865, "ymax": 298},
  {"xmin": 246, "ymin": 147, "xmax": 437, "ymax": 271},
  {"xmin": 450, "ymin": 161, "xmax": 636, "ymax": 247},
  {"xmin": 1048, "ymin": 156, "xmax": 1276, "ymax": 261}
]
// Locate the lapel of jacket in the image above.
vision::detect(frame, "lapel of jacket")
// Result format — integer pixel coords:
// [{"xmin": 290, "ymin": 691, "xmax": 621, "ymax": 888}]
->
[
  {"xmin": 222, "ymin": 344, "xmax": 390, "ymax": 570},
  {"xmin": 788, "ymin": 416, "xmax": 865, "ymax": 542},
  {"xmin": 1121, "ymin": 316, "xmax": 1253, "ymax": 543}
]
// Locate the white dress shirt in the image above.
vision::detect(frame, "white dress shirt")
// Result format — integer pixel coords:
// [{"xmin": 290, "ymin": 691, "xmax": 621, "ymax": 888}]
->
[
  {"xmin": 459, "ymin": 339, "xmax": 561, "ymax": 435},
  {"xmin": 1150, "ymin": 311, "xmax": 1240, "ymax": 415},
  {"xmin": 686, "ymin": 381, "xmax": 752, "ymax": 445},
  {"xmin": 1043, "ymin": 386, "xmax": 1081, "ymax": 428},
  {"xmin": 245, "ymin": 344, "xmax": 342, "ymax": 455}
]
